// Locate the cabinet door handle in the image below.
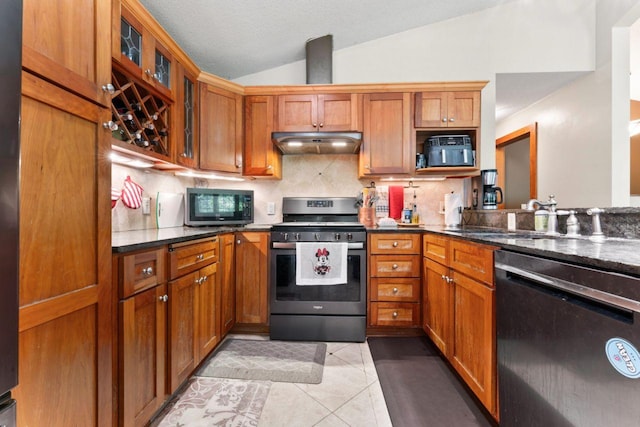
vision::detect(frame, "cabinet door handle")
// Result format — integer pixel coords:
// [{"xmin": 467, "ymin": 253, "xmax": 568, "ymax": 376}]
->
[
  {"xmin": 442, "ymin": 117, "xmax": 448, "ymax": 123},
  {"xmin": 159, "ymin": 295, "xmax": 168, "ymax": 302},
  {"xmin": 392, "ymin": 264, "xmax": 398, "ymax": 269},
  {"xmin": 103, "ymin": 121, "xmax": 118, "ymax": 131},
  {"xmin": 101, "ymin": 83, "xmax": 115, "ymax": 94},
  {"xmin": 449, "ymin": 117, "xmax": 455, "ymax": 123},
  {"xmin": 236, "ymin": 240, "xmax": 241, "ymax": 245},
  {"xmin": 145, "ymin": 69, "xmax": 154, "ymax": 77},
  {"xmin": 392, "ymin": 287, "xmax": 398, "ymax": 293},
  {"xmin": 319, "ymin": 123, "xmax": 324, "ymax": 128},
  {"xmin": 392, "ymin": 311, "xmax": 398, "ymax": 318},
  {"xmin": 441, "ymin": 274, "xmax": 446, "ymax": 280},
  {"xmin": 392, "ymin": 241, "xmax": 398, "ymax": 247},
  {"xmin": 313, "ymin": 122, "xmax": 318, "ymax": 128},
  {"xmin": 201, "ymin": 275, "xmax": 208, "ymax": 283}
]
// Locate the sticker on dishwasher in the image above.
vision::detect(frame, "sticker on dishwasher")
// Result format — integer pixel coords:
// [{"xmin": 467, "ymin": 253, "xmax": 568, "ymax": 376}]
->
[{"xmin": 605, "ymin": 338, "xmax": 640, "ymax": 379}]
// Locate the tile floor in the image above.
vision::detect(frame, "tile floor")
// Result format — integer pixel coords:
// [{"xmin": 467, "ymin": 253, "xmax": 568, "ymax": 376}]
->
[{"xmin": 155, "ymin": 334, "xmax": 393, "ymax": 427}]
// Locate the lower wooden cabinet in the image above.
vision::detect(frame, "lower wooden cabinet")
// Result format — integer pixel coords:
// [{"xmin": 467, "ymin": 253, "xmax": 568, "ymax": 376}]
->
[
  {"xmin": 368, "ymin": 233, "xmax": 422, "ymax": 328},
  {"xmin": 119, "ymin": 284, "xmax": 167, "ymax": 427},
  {"xmin": 220, "ymin": 233, "xmax": 236, "ymax": 335},
  {"xmin": 422, "ymin": 233, "xmax": 498, "ymax": 418},
  {"xmin": 235, "ymin": 232, "xmax": 269, "ymax": 324}
]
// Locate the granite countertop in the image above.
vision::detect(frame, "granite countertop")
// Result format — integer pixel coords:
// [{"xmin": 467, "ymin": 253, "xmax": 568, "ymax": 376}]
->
[
  {"xmin": 423, "ymin": 226, "xmax": 640, "ymax": 277},
  {"xmin": 112, "ymin": 224, "xmax": 273, "ymax": 253}
]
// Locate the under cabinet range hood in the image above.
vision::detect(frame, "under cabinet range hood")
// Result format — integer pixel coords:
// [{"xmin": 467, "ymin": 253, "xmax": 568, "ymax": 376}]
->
[{"xmin": 272, "ymin": 132, "xmax": 362, "ymax": 155}]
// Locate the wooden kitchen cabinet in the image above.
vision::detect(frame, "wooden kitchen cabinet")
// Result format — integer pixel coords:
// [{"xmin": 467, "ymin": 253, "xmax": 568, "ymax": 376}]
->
[
  {"xmin": 220, "ymin": 234, "xmax": 236, "ymax": 336},
  {"xmin": 119, "ymin": 283, "xmax": 167, "ymax": 427},
  {"xmin": 199, "ymin": 82, "xmax": 243, "ymax": 174},
  {"xmin": 244, "ymin": 95, "xmax": 282, "ymax": 178},
  {"xmin": 22, "ymin": 0, "xmax": 112, "ymax": 107},
  {"xmin": 174, "ymin": 61, "xmax": 200, "ymax": 168},
  {"xmin": 114, "ymin": 1, "xmax": 174, "ymax": 99},
  {"xmin": 168, "ymin": 237, "xmax": 221, "ymax": 392},
  {"xmin": 360, "ymin": 92, "xmax": 413, "ymax": 176},
  {"xmin": 422, "ymin": 233, "xmax": 498, "ymax": 417},
  {"xmin": 414, "ymin": 91, "xmax": 480, "ymax": 128},
  {"xmin": 368, "ymin": 233, "xmax": 421, "ymax": 328},
  {"xmin": 15, "ymin": 72, "xmax": 112, "ymax": 427},
  {"xmin": 235, "ymin": 232, "xmax": 270, "ymax": 325},
  {"xmin": 276, "ymin": 93, "xmax": 360, "ymax": 132}
]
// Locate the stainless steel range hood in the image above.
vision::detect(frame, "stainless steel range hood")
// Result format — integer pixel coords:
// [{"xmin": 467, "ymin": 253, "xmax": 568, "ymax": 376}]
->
[{"xmin": 272, "ymin": 132, "xmax": 362, "ymax": 154}]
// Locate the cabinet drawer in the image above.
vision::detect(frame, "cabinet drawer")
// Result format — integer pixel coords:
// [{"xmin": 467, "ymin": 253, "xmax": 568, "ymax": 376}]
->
[
  {"xmin": 448, "ymin": 239, "xmax": 496, "ymax": 287},
  {"xmin": 169, "ymin": 237, "xmax": 219, "ymax": 279},
  {"xmin": 120, "ymin": 248, "xmax": 166, "ymax": 299},
  {"xmin": 370, "ymin": 255, "xmax": 421, "ymax": 277},
  {"xmin": 423, "ymin": 233, "xmax": 449, "ymax": 263},
  {"xmin": 370, "ymin": 278, "xmax": 420, "ymax": 302},
  {"xmin": 370, "ymin": 234, "xmax": 421, "ymax": 255},
  {"xmin": 370, "ymin": 302, "xmax": 420, "ymax": 326}
]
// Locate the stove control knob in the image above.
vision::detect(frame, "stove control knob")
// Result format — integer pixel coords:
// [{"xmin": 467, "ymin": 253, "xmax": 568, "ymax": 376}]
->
[
  {"xmin": 283, "ymin": 233, "xmax": 289, "ymax": 241},
  {"xmin": 347, "ymin": 233, "xmax": 353, "ymax": 241},
  {"xmin": 335, "ymin": 233, "xmax": 341, "ymax": 240},
  {"xmin": 295, "ymin": 233, "xmax": 300, "ymax": 241},
  {"xmin": 314, "ymin": 233, "xmax": 320, "ymax": 241}
]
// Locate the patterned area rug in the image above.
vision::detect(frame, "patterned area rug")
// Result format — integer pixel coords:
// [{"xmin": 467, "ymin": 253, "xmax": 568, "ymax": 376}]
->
[
  {"xmin": 198, "ymin": 339, "xmax": 327, "ymax": 384},
  {"xmin": 157, "ymin": 377, "xmax": 271, "ymax": 427}
]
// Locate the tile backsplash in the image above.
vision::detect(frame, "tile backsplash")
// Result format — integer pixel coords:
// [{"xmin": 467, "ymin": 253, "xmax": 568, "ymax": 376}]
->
[{"xmin": 112, "ymin": 155, "xmax": 465, "ymax": 232}]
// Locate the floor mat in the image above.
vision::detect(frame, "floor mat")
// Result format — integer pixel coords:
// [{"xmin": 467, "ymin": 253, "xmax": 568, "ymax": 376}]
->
[
  {"xmin": 368, "ymin": 336, "xmax": 494, "ymax": 427},
  {"xmin": 198, "ymin": 339, "xmax": 326, "ymax": 384}
]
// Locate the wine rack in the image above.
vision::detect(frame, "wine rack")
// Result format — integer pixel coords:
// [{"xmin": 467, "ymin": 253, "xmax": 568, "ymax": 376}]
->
[{"xmin": 110, "ymin": 67, "xmax": 171, "ymax": 159}]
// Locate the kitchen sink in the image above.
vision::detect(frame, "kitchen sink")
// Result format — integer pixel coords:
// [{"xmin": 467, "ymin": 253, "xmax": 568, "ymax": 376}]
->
[{"xmin": 446, "ymin": 228, "xmax": 551, "ymax": 240}]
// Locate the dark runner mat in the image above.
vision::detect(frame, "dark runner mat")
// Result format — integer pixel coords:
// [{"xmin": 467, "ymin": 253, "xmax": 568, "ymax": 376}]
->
[{"xmin": 368, "ymin": 336, "xmax": 494, "ymax": 427}]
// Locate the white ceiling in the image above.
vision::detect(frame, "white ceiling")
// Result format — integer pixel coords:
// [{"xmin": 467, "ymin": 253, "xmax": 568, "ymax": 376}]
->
[{"xmin": 138, "ymin": 0, "xmax": 588, "ymax": 121}]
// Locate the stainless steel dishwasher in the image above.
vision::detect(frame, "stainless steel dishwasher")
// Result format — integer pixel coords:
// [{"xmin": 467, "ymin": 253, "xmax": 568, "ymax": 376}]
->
[{"xmin": 495, "ymin": 250, "xmax": 640, "ymax": 426}]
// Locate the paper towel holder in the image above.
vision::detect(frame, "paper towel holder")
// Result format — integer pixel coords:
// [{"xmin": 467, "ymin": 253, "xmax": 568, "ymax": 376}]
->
[{"xmin": 404, "ymin": 180, "xmax": 419, "ymax": 188}]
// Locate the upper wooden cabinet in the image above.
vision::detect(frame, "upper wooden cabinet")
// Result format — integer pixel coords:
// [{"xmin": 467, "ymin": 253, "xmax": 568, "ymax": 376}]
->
[
  {"xmin": 276, "ymin": 94, "xmax": 361, "ymax": 132},
  {"xmin": 244, "ymin": 95, "xmax": 282, "ymax": 178},
  {"xmin": 415, "ymin": 91, "xmax": 480, "ymax": 128},
  {"xmin": 114, "ymin": 2, "xmax": 174, "ymax": 99},
  {"xmin": 22, "ymin": 0, "xmax": 112, "ymax": 107},
  {"xmin": 174, "ymin": 62, "xmax": 199, "ymax": 168},
  {"xmin": 199, "ymin": 83, "xmax": 243, "ymax": 174},
  {"xmin": 360, "ymin": 92, "xmax": 412, "ymax": 176}
]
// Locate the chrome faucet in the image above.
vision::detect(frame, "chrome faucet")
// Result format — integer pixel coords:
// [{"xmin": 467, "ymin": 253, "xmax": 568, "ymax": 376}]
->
[
  {"xmin": 587, "ymin": 208, "xmax": 606, "ymax": 242},
  {"xmin": 526, "ymin": 195, "xmax": 559, "ymax": 235}
]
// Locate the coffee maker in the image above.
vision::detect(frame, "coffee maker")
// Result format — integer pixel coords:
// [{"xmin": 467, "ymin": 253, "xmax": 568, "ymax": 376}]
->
[{"xmin": 479, "ymin": 169, "xmax": 503, "ymax": 209}]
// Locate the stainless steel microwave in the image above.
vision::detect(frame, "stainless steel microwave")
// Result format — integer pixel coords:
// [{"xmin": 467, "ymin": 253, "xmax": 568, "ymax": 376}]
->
[{"xmin": 185, "ymin": 188, "xmax": 253, "ymax": 226}]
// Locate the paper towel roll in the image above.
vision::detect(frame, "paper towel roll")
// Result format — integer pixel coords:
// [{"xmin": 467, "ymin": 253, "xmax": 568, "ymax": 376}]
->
[{"xmin": 444, "ymin": 192, "xmax": 462, "ymax": 227}]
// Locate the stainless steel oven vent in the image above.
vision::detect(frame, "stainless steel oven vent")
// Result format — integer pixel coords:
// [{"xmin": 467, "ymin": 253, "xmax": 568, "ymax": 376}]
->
[{"xmin": 306, "ymin": 34, "xmax": 332, "ymax": 84}]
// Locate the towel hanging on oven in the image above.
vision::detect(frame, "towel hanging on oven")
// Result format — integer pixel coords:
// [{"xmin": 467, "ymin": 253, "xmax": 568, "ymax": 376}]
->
[{"xmin": 296, "ymin": 242, "xmax": 348, "ymax": 285}]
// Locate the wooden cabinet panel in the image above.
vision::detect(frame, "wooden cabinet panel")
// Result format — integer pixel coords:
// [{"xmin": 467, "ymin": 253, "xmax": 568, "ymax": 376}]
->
[
  {"xmin": 169, "ymin": 238, "xmax": 218, "ymax": 279},
  {"xmin": 414, "ymin": 91, "xmax": 480, "ymax": 128},
  {"xmin": 423, "ymin": 258, "xmax": 452, "ymax": 354},
  {"xmin": 370, "ymin": 302, "xmax": 420, "ymax": 327},
  {"xmin": 277, "ymin": 94, "xmax": 316, "ymax": 131},
  {"xmin": 451, "ymin": 271, "xmax": 496, "ymax": 414},
  {"xmin": 448, "ymin": 239, "xmax": 496, "ymax": 287},
  {"xmin": 121, "ymin": 248, "xmax": 166, "ymax": 298},
  {"xmin": 15, "ymin": 305, "xmax": 98, "ymax": 427},
  {"xmin": 360, "ymin": 92, "xmax": 412, "ymax": 175},
  {"xmin": 370, "ymin": 233, "xmax": 421, "ymax": 254},
  {"xmin": 196, "ymin": 262, "xmax": 220, "ymax": 361},
  {"xmin": 318, "ymin": 94, "xmax": 360, "ymax": 131},
  {"xmin": 220, "ymin": 234, "xmax": 236, "ymax": 336},
  {"xmin": 235, "ymin": 232, "xmax": 269, "ymax": 324},
  {"xmin": 168, "ymin": 272, "xmax": 197, "ymax": 392},
  {"xmin": 174, "ymin": 62, "xmax": 199, "ymax": 168},
  {"xmin": 370, "ymin": 255, "xmax": 421, "ymax": 277},
  {"xmin": 22, "ymin": 0, "xmax": 112, "ymax": 106},
  {"xmin": 423, "ymin": 233, "xmax": 449, "ymax": 263},
  {"xmin": 370, "ymin": 278, "xmax": 420, "ymax": 302},
  {"xmin": 244, "ymin": 95, "xmax": 281, "ymax": 178},
  {"xmin": 119, "ymin": 284, "xmax": 167, "ymax": 427},
  {"xmin": 199, "ymin": 83, "xmax": 243, "ymax": 173}
]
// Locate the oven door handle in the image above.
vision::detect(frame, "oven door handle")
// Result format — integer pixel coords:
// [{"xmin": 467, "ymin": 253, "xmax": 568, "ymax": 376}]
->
[{"xmin": 272, "ymin": 242, "xmax": 364, "ymax": 250}]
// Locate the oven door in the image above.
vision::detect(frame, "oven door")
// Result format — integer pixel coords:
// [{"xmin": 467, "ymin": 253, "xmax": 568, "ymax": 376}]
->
[{"xmin": 269, "ymin": 241, "xmax": 366, "ymax": 316}]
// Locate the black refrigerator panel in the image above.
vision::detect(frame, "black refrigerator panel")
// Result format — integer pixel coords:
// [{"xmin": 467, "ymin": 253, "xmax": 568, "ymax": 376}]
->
[{"xmin": 0, "ymin": 0, "xmax": 22, "ymax": 397}]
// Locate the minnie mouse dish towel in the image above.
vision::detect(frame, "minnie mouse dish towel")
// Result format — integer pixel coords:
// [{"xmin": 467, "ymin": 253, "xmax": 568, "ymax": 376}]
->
[{"xmin": 296, "ymin": 242, "xmax": 348, "ymax": 285}]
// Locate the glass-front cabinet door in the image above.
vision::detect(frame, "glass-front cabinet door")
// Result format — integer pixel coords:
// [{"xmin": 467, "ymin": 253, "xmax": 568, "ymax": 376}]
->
[{"xmin": 175, "ymin": 62, "xmax": 199, "ymax": 168}]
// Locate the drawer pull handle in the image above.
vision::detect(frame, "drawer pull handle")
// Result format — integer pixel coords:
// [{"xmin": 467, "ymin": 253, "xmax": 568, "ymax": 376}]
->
[
  {"xmin": 196, "ymin": 254, "xmax": 204, "ymax": 261},
  {"xmin": 392, "ymin": 287, "xmax": 399, "ymax": 293},
  {"xmin": 392, "ymin": 264, "xmax": 398, "ymax": 269},
  {"xmin": 158, "ymin": 295, "xmax": 168, "ymax": 302},
  {"xmin": 392, "ymin": 311, "xmax": 398, "ymax": 318},
  {"xmin": 392, "ymin": 241, "xmax": 398, "ymax": 247},
  {"xmin": 142, "ymin": 267, "xmax": 153, "ymax": 276}
]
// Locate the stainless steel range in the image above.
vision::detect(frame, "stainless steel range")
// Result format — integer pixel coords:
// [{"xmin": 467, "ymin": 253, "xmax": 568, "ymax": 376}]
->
[{"xmin": 269, "ymin": 197, "xmax": 367, "ymax": 342}]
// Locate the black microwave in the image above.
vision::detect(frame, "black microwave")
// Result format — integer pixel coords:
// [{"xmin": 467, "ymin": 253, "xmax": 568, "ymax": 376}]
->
[{"xmin": 185, "ymin": 188, "xmax": 253, "ymax": 226}]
